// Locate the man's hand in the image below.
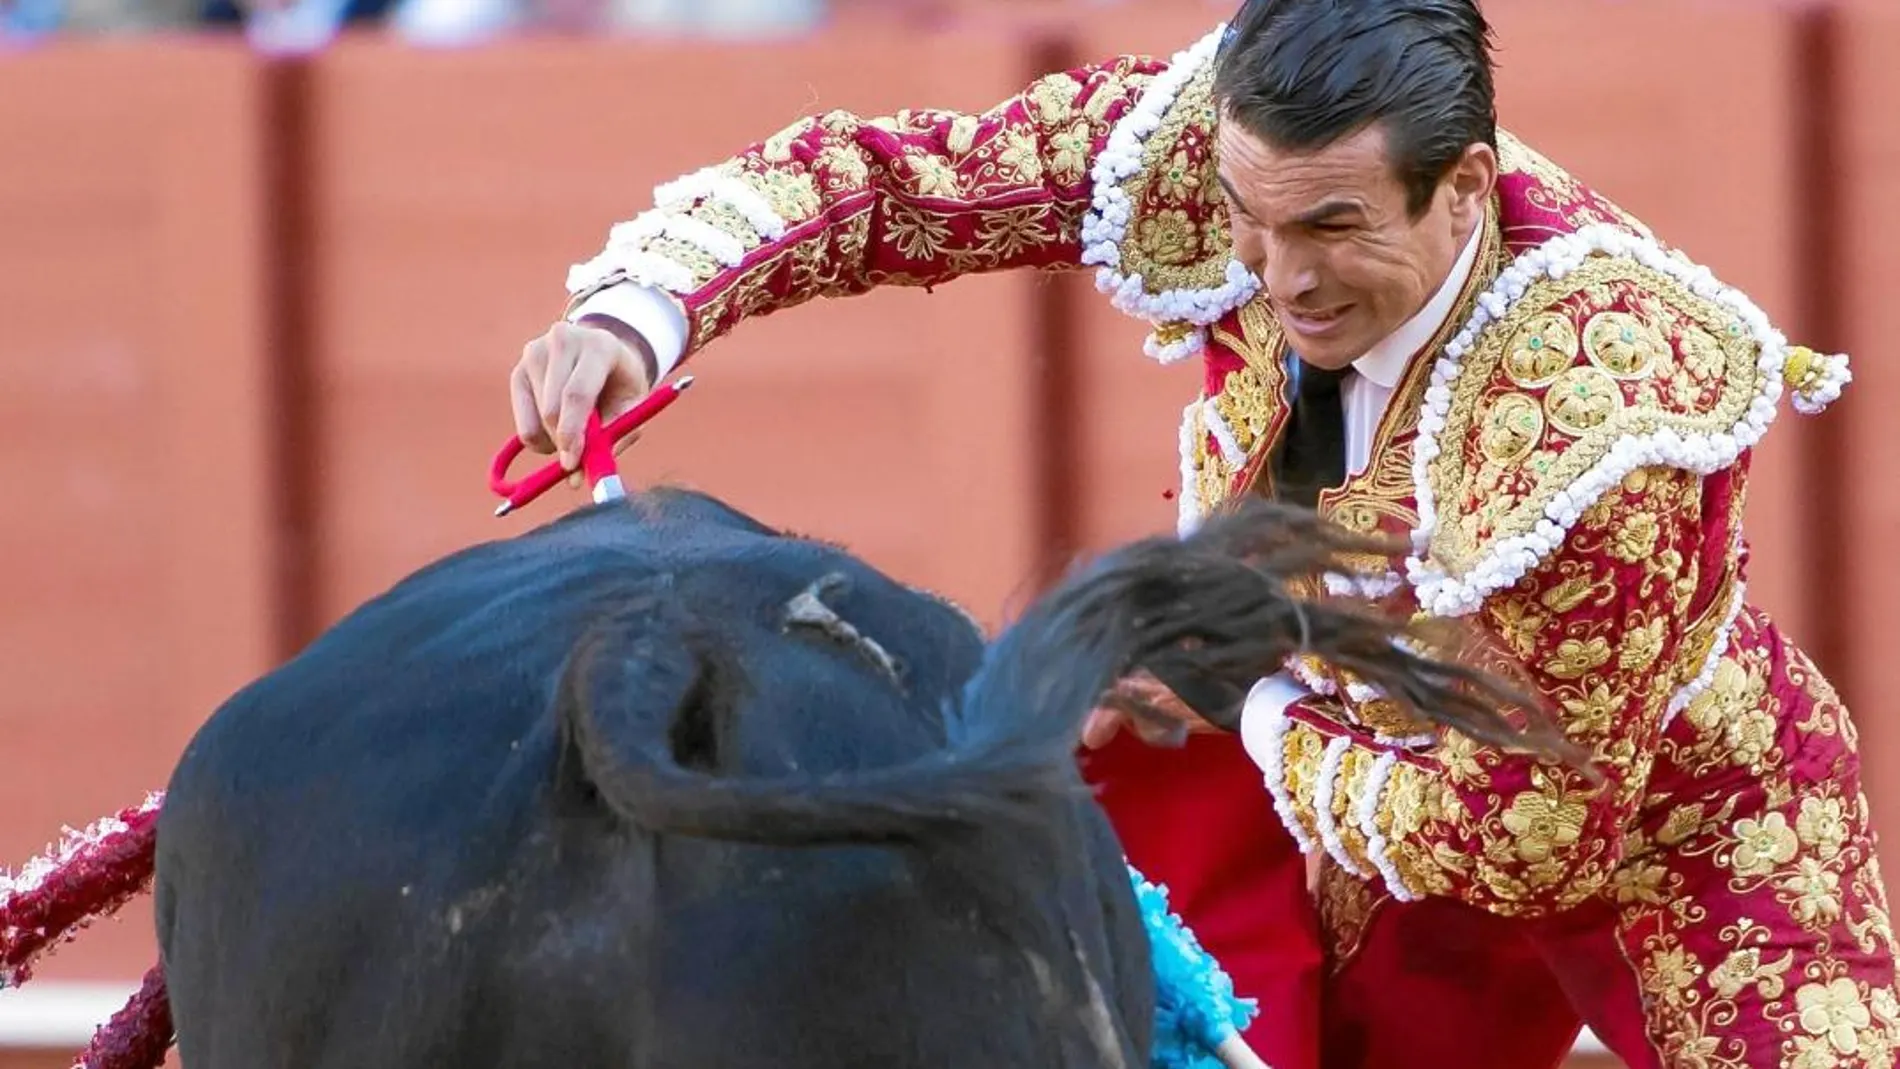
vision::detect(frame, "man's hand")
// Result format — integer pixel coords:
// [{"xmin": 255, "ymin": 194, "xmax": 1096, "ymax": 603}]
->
[
  {"xmin": 511, "ymin": 318, "xmax": 658, "ymax": 472},
  {"xmin": 1081, "ymin": 671, "xmax": 1221, "ymax": 750}
]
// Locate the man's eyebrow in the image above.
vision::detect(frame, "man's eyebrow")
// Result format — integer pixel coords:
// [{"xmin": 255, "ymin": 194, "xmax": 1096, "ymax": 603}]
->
[
  {"xmin": 1215, "ymin": 175, "xmax": 1365, "ymax": 228},
  {"xmin": 1216, "ymin": 173, "xmax": 1256, "ymax": 216},
  {"xmin": 1292, "ymin": 200, "xmax": 1365, "ymax": 227}
]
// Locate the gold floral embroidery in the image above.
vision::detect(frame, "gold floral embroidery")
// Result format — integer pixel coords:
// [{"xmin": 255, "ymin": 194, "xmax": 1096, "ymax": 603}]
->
[
  {"xmin": 815, "ymin": 145, "xmax": 871, "ymax": 193},
  {"xmin": 1657, "ymin": 801, "xmax": 1713, "ymax": 848},
  {"xmin": 1111, "ymin": 55, "xmax": 1234, "ymax": 296},
  {"xmin": 1679, "ymin": 324, "xmax": 1727, "ymax": 382},
  {"xmin": 1613, "ymin": 857, "xmax": 1672, "ymax": 906},
  {"xmin": 1505, "ymin": 311, "xmax": 1579, "ymax": 386},
  {"xmin": 1537, "ymin": 566, "xmax": 1611, "ymax": 614},
  {"xmin": 1708, "ymin": 946, "xmax": 1795, "ymax": 1001},
  {"xmin": 1193, "ymin": 303, "xmax": 1290, "ymax": 510},
  {"xmin": 1610, "ymin": 511, "xmax": 1661, "ymax": 562},
  {"xmin": 1331, "ymin": 748, "xmax": 1379, "ymax": 860},
  {"xmin": 1157, "ymin": 149, "xmax": 1202, "ymax": 203},
  {"xmin": 1479, "ymin": 393, "xmax": 1545, "ymax": 463},
  {"xmin": 1026, "ymin": 75, "xmax": 1078, "ymax": 126},
  {"xmin": 1560, "ymin": 683, "xmax": 1620, "ymax": 740},
  {"xmin": 1437, "ymin": 731, "xmax": 1488, "ymax": 787},
  {"xmin": 695, "ymin": 201, "xmax": 763, "ymax": 248},
  {"xmin": 1315, "ymin": 859, "xmax": 1387, "ymax": 973},
  {"xmin": 1210, "ymin": 366, "xmax": 1280, "ymax": 454},
  {"xmin": 1800, "ymin": 797, "xmax": 1852, "ymax": 862},
  {"xmin": 1798, "ymin": 978, "xmax": 1874, "ymax": 1056},
  {"xmin": 1138, "ymin": 208, "xmax": 1200, "ymax": 267},
  {"xmin": 884, "ymin": 201, "xmax": 954, "ymax": 260},
  {"xmin": 993, "ymin": 129, "xmax": 1043, "ymax": 185},
  {"xmin": 1278, "ymin": 721, "xmax": 1328, "ymax": 843},
  {"xmin": 1729, "ymin": 812, "xmax": 1799, "ymax": 878},
  {"xmin": 742, "ymin": 167, "xmax": 823, "ymax": 224},
  {"xmin": 643, "ymin": 56, "xmax": 1159, "ymax": 354},
  {"xmin": 902, "ymin": 150, "xmax": 962, "ymax": 198},
  {"xmin": 1424, "ymin": 257, "xmax": 1764, "ymax": 582},
  {"xmin": 1544, "ymin": 365, "xmax": 1626, "ymax": 436},
  {"xmin": 760, "ymin": 116, "xmax": 817, "ymax": 163},
  {"xmin": 1683, "ymin": 658, "xmax": 1761, "ymax": 735},
  {"xmin": 1619, "ymin": 615, "xmax": 1667, "ymax": 672},
  {"xmin": 1545, "ymin": 636, "xmax": 1612, "ymax": 679},
  {"xmin": 1583, "ymin": 310, "xmax": 1665, "ymax": 379},
  {"xmin": 1046, "ymin": 122, "xmax": 1092, "ymax": 186},
  {"xmin": 1350, "ymin": 697, "xmax": 1434, "ymax": 741},
  {"xmin": 1501, "ymin": 788, "xmax": 1589, "ymax": 864},
  {"xmin": 955, "ymin": 205, "xmax": 1063, "ymax": 271},
  {"xmin": 645, "ymin": 236, "xmax": 723, "ymax": 286},
  {"xmin": 1782, "ymin": 858, "xmax": 1846, "ymax": 930},
  {"xmin": 1725, "ymin": 707, "xmax": 1779, "ymax": 771},
  {"xmin": 1487, "ymin": 593, "xmax": 1549, "ymax": 659}
]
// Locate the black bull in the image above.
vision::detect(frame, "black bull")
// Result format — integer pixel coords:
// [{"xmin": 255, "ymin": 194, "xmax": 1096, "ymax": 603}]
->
[{"xmin": 153, "ymin": 488, "xmax": 1553, "ymax": 1069}]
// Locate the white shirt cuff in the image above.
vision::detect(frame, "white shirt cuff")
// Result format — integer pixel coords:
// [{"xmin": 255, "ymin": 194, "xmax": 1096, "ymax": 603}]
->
[
  {"xmin": 1238, "ymin": 672, "xmax": 1313, "ymax": 775},
  {"xmin": 568, "ymin": 283, "xmax": 689, "ymax": 380}
]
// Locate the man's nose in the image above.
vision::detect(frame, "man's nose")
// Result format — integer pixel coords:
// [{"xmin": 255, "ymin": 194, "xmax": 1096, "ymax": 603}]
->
[{"xmin": 1261, "ymin": 238, "xmax": 1321, "ymax": 304}]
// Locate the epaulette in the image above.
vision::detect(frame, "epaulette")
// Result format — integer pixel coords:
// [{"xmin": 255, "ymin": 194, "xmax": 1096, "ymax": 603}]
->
[
  {"xmin": 1080, "ymin": 24, "xmax": 1258, "ymax": 364},
  {"xmin": 1406, "ymin": 226, "xmax": 1850, "ymax": 617}
]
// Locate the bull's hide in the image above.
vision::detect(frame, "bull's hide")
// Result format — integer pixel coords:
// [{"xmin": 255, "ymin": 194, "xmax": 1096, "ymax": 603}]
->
[{"xmin": 154, "ymin": 489, "xmax": 1157, "ymax": 1069}]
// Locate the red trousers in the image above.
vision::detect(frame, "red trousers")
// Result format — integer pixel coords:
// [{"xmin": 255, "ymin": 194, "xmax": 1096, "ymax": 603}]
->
[
  {"xmin": 1082, "ymin": 732, "xmax": 1324, "ymax": 1069},
  {"xmin": 1085, "ymin": 733, "xmax": 1900, "ymax": 1069}
]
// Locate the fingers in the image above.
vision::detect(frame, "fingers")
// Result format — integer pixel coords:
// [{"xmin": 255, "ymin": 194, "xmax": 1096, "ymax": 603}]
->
[
  {"xmin": 1092, "ymin": 674, "xmax": 1207, "ymax": 750},
  {"xmin": 1083, "ymin": 703, "xmax": 1186, "ymax": 750},
  {"xmin": 1124, "ymin": 707, "xmax": 1191, "ymax": 748},
  {"xmin": 538, "ymin": 324, "xmax": 581, "ymax": 462},
  {"xmin": 519, "ymin": 321, "xmax": 654, "ymax": 468},
  {"xmin": 1081, "ymin": 707, "xmax": 1124, "ymax": 750},
  {"xmin": 510, "ymin": 358, "xmax": 553, "ymax": 454},
  {"xmin": 554, "ymin": 349, "xmax": 612, "ymax": 468},
  {"xmin": 515, "ymin": 320, "xmax": 660, "ymax": 492}
]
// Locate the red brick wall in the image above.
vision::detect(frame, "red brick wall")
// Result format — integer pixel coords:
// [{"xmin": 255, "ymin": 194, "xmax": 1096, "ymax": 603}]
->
[{"xmin": 1, "ymin": 6, "xmax": 1889, "ymax": 1066}]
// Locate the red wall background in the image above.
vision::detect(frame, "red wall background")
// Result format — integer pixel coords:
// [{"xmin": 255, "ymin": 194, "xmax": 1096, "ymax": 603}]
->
[{"xmin": 1, "ymin": 2, "xmax": 1894, "ymax": 1064}]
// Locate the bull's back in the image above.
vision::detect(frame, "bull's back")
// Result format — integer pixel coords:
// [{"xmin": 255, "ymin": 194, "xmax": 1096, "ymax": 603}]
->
[
  {"xmin": 153, "ymin": 511, "xmax": 649, "ymax": 1064},
  {"xmin": 154, "ymin": 496, "xmax": 994, "ymax": 1068}
]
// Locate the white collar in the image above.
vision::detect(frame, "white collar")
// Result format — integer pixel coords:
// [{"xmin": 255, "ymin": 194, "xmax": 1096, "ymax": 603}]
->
[{"xmin": 1351, "ymin": 217, "xmax": 1487, "ymax": 389}]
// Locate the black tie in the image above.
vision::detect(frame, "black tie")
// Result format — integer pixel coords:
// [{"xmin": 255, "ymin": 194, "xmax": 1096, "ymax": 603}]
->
[{"xmin": 1273, "ymin": 356, "xmax": 1350, "ymax": 509}]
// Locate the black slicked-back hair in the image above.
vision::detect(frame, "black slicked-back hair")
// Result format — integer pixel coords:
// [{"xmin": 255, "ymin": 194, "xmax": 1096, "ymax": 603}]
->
[{"xmin": 1213, "ymin": 0, "xmax": 1498, "ymax": 218}]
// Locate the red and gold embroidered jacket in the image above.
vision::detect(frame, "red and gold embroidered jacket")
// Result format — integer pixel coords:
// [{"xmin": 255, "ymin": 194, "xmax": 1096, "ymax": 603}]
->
[{"xmin": 562, "ymin": 26, "xmax": 1855, "ymax": 919}]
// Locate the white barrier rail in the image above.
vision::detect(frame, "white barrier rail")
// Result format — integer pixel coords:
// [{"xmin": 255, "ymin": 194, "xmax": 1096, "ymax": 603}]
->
[{"xmin": 0, "ymin": 982, "xmax": 137, "ymax": 1047}]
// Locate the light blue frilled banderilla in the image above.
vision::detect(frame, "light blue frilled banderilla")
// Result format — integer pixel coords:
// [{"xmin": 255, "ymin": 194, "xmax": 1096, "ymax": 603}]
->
[{"xmin": 1128, "ymin": 862, "xmax": 1261, "ymax": 1069}]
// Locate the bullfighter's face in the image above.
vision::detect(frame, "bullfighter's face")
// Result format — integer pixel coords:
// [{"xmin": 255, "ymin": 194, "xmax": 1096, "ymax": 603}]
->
[{"xmin": 1216, "ymin": 117, "xmax": 1496, "ymax": 369}]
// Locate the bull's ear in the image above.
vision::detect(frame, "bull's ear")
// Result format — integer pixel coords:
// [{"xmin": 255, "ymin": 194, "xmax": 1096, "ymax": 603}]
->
[{"xmin": 553, "ymin": 589, "xmax": 740, "ymax": 813}]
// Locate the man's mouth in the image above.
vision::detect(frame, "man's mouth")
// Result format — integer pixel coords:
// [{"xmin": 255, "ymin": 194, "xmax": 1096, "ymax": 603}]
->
[{"xmin": 1278, "ymin": 305, "xmax": 1353, "ymax": 337}]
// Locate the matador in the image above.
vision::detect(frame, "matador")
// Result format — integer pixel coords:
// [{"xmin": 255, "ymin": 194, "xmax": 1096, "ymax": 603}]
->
[{"xmin": 511, "ymin": 2, "xmax": 1896, "ymax": 1065}]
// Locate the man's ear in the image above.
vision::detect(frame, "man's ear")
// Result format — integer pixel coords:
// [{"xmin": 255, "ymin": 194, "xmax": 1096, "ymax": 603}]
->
[{"xmin": 1447, "ymin": 141, "xmax": 1499, "ymax": 228}]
